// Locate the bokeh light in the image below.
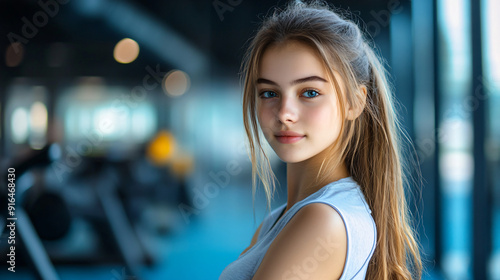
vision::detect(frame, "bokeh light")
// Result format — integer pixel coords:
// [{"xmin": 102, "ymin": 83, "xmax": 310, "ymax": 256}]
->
[
  {"xmin": 163, "ymin": 70, "xmax": 190, "ymax": 97},
  {"xmin": 29, "ymin": 101, "xmax": 48, "ymax": 149},
  {"xmin": 113, "ymin": 38, "xmax": 140, "ymax": 64},
  {"xmin": 6, "ymin": 42, "xmax": 24, "ymax": 67},
  {"xmin": 11, "ymin": 107, "xmax": 29, "ymax": 144},
  {"xmin": 30, "ymin": 101, "xmax": 48, "ymax": 133},
  {"xmin": 147, "ymin": 130, "xmax": 176, "ymax": 165}
]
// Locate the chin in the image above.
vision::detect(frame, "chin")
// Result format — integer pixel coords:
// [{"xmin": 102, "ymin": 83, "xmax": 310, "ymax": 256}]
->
[{"xmin": 275, "ymin": 152, "xmax": 312, "ymax": 164}]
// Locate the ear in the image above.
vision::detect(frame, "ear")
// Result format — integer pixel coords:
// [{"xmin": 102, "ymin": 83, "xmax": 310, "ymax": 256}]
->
[{"xmin": 346, "ymin": 85, "xmax": 367, "ymax": 120}]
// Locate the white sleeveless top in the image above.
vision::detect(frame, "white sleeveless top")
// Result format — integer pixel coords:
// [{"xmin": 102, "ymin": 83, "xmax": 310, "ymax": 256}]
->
[{"xmin": 219, "ymin": 177, "xmax": 377, "ymax": 279}]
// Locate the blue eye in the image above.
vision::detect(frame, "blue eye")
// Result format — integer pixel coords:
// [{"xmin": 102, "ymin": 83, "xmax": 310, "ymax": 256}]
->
[
  {"xmin": 302, "ymin": 90, "xmax": 320, "ymax": 98},
  {"xmin": 260, "ymin": 91, "xmax": 278, "ymax": 98}
]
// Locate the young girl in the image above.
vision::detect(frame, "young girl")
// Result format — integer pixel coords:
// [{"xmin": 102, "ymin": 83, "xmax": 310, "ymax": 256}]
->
[{"xmin": 220, "ymin": 1, "xmax": 422, "ymax": 279}]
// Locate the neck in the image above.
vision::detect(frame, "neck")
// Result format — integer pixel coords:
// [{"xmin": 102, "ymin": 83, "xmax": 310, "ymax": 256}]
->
[{"xmin": 285, "ymin": 151, "xmax": 349, "ymax": 212}]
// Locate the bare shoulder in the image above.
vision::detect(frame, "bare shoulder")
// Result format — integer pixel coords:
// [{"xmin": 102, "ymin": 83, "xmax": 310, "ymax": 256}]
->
[{"xmin": 253, "ymin": 203, "xmax": 347, "ymax": 280}]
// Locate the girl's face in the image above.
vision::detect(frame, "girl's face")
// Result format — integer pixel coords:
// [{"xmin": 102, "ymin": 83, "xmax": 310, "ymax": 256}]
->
[{"xmin": 256, "ymin": 41, "xmax": 345, "ymax": 163}]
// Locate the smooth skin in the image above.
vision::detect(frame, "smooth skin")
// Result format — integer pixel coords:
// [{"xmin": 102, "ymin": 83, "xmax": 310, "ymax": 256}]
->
[{"xmin": 244, "ymin": 40, "xmax": 367, "ymax": 279}]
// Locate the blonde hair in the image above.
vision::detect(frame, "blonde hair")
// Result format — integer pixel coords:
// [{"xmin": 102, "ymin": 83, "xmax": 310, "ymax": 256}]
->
[{"xmin": 241, "ymin": 1, "xmax": 422, "ymax": 279}]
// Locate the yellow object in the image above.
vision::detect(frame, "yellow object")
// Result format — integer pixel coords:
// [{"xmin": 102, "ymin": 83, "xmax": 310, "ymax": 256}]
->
[{"xmin": 147, "ymin": 131, "xmax": 176, "ymax": 165}]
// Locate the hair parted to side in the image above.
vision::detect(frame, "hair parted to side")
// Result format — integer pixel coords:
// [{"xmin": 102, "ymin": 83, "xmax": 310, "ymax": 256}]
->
[{"xmin": 240, "ymin": 0, "xmax": 422, "ymax": 279}]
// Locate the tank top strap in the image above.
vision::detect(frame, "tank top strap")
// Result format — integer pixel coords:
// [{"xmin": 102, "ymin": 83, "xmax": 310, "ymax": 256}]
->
[{"xmin": 257, "ymin": 204, "xmax": 287, "ymax": 241}]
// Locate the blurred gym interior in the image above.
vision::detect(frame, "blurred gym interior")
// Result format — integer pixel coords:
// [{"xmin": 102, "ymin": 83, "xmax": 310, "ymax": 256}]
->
[{"xmin": 0, "ymin": 0, "xmax": 499, "ymax": 279}]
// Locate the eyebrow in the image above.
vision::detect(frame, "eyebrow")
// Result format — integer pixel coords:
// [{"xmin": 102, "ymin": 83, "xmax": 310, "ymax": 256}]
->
[{"xmin": 256, "ymin": 75, "xmax": 328, "ymax": 86}]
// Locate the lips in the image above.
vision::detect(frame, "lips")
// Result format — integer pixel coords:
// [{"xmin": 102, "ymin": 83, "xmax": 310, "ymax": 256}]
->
[{"xmin": 274, "ymin": 131, "xmax": 305, "ymax": 144}]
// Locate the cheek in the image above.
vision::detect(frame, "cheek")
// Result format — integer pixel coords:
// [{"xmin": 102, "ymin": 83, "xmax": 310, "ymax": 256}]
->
[
  {"xmin": 257, "ymin": 103, "xmax": 272, "ymax": 126},
  {"xmin": 305, "ymin": 103, "xmax": 342, "ymax": 133},
  {"xmin": 256, "ymin": 105, "xmax": 264, "ymax": 126}
]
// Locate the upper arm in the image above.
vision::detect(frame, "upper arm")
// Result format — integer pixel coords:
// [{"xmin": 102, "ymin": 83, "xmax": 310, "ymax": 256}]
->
[
  {"xmin": 240, "ymin": 222, "xmax": 263, "ymax": 256},
  {"xmin": 252, "ymin": 203, "xmax": 347, "ymax": 280}
]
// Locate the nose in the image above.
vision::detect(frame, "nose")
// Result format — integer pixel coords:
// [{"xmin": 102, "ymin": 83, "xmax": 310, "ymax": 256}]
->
[{"xmin": 276, "ymin": 95, "xmax": 298, "ymax": 124}]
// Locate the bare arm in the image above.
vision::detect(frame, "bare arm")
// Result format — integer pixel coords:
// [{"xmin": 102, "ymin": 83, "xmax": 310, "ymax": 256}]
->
[{"xmin": 252, "ymin": 203, "xmax": 347, "ymax": 280}]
